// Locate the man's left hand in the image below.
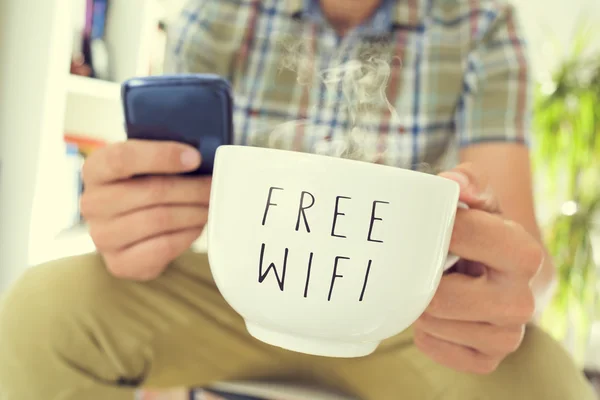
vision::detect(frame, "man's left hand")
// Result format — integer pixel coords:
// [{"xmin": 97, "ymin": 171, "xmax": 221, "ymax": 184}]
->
[{"xmin": 413, "ymin": 163, "xmax": 545, "ymax": 374}]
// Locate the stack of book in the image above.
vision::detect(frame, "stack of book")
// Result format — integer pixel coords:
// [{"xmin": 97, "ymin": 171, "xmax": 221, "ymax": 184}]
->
[
  {"xmin": 63, "ymin": 133, "xmax": 107, "ymax": 229},
  {"xmin": 70, "ymin": 0, "xmax": 168, "ymax": 81},
  {"xmin": 71, "ymin": 0, "xmax": 110, "ymax": 80}
]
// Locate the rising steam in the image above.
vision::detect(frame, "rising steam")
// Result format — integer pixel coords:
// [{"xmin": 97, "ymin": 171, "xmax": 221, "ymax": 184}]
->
[{"xmin": 256, "ymin": 35, "xmax": 404, "ymax": 163}]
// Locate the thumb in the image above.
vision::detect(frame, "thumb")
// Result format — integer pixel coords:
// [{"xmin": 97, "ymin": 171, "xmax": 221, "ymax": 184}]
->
[{"xmin": 438, "ymin": 163, "xmax": 502, "ymax": 214}]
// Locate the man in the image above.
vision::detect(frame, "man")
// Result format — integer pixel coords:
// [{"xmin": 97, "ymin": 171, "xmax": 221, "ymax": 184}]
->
[{"xmin": 0, "ymin": 0, "xmax": 596, "ymax": 399}]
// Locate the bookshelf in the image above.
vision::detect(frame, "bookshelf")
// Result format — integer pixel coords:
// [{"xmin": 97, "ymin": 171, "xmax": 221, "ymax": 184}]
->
[
  {"xmin": 67, "ymin": 74, "xmax": 120, "ymax": 100},
  {"xmin": 0, "ymin": 0, "xmax": 208, "ymax": 290},
  {"xmin": 65, "ymin": 76, "xmax": 126, "ymax": 143}
]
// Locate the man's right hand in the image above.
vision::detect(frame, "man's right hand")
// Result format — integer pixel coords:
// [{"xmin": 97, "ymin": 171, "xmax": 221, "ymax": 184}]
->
[{"xmin": 80, "ymin": 140, "xmax": 210, "ymax": 281}]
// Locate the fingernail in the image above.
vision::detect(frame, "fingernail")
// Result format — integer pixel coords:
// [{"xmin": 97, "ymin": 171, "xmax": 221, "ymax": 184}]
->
[
  {"xmin": 476, "ymin": 185, "xmax": 493, "ymax": 202},
  {"xmin": 181, "ymin": 149, "xmax": 201, "ymax": 168}
]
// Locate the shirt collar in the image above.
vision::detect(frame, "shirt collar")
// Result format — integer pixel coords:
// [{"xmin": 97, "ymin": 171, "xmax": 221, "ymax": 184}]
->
[{"xmin": 286, "ymin": 0, "xmax": 423, "ymax": 32}]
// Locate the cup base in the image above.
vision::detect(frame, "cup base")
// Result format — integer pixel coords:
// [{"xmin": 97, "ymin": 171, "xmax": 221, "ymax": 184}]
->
[{"xmin": 245, "ymin": 322, "xmax": 379, "ymax": 358}]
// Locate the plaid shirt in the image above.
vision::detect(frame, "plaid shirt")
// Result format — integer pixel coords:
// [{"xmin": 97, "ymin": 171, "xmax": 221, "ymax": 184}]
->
[{"xmin": 166, "ymin": 0, "xmax": 532, "ymax": 171}]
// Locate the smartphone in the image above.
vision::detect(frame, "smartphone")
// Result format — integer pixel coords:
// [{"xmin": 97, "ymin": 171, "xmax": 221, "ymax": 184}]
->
[{"xmin": 121, "ymin": 74, "xmax": 234, "ymax": 175}]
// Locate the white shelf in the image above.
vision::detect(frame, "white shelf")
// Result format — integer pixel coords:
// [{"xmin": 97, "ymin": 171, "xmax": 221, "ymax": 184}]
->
[
  {"xmin": 64, "ymin": 76, "xmax": 126, "ymax": 143},
  {"xmin": 28, "ymin": 225, "xmax": 94, "ymax": 266},
  {"xmin": 67, "ymin": 75, "xmax": 120, "ymax": 101},
  {"xmin": 29, "ymin": 224, "xmax": 208, "ymax": 266}
]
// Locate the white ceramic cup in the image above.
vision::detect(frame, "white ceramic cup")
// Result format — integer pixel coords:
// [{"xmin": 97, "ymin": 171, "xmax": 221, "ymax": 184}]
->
[{"xmin": 207, "ymin": 145, "xmax": 461, "ymax": 358}]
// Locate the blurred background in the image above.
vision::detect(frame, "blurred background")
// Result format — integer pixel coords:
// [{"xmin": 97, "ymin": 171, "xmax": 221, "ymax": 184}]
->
[{"xmin": 0, "ymin": 0, "xmax": 599, "ymax": 397}]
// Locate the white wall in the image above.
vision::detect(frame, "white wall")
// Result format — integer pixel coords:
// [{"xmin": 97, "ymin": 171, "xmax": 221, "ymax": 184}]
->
[
  {"xmin": 158, "ymin": 0, "xmax": 188, "ymax": 24},
  {"xmin": 0, "ymin": 0, "xmax": 71, "ymax": 292},
  {"xmin": 516, "ymin": 0, "xmax": 600, "ymax": 81}
]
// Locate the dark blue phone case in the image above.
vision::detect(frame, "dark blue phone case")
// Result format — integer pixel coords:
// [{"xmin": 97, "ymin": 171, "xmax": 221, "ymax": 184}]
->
[{"xmin": 121, "ymin": 74, "xmax": 234, "ymax": 175}]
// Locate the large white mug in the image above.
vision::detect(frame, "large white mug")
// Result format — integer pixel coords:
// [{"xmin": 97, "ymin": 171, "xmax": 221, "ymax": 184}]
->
[{"xmin": 207, "ymin": 145, "xmax": 461, "ymax": 358}]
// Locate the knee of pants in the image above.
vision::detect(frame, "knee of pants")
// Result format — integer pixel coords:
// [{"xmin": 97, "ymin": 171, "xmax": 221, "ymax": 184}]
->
[
  {"xmin": 452, "ymin": 324, "xmax": 597, "ymax": 399},
  {"xmin": 0, "ymin": 253, "xmax": 111, "ymax": 369}
]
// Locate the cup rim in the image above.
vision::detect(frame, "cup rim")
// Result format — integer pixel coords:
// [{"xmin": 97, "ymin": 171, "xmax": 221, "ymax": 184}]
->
[{"xmin": 216, "ymin": 144, "xmax": 458, "ymax": 187}]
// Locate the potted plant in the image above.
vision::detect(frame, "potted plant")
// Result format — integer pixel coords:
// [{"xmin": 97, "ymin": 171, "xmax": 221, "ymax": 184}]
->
[{"xmin": 532, "ymin": 28, "xmax": 600, "ymax": 366}]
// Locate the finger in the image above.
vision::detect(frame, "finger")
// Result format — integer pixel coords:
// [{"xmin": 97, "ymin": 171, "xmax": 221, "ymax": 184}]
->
[
  {"xmin": 450, "ymin": 209, "xmax": 544, "ymax": 277},
  {"xmin": 454, "ymin": 260, "xmax": 486, "ymax": 277},
  {"xmin": 83, "ymin": 140, "xmax": 201, "ymax": 186},
  {"xmin": 413, "ymin": 329, "xmax": 500, "ymax": 375},
  {"xmin": 81, "ymin": 176, "xmax": 212, "ymax": 219},
  {"xmin": 91, "ymin": 205, "xmax": 208, "ymax": 251},
  {"xmin": 439, "ymin": 162, "xmax": 501, "ymax": 214},
  {"xmin": 103, "ymin": 227, "xmax": 203, "ymax": 281},
  {"xmin": 425, "ymin": 273, "xmax": 535, "ymax": 325},
  {"xmin": 415, "ymin": 313, "xmax": 525, "ymax": 357}
]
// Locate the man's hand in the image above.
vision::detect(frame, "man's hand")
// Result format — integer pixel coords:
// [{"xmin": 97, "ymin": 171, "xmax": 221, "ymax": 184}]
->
[
  {"xmin": 80, "ymin": 140, "xmax": 210, "ymax": 281},
  {"xmin": 413, "ymin": 163, "xmax": 545, "ymax": 374}
]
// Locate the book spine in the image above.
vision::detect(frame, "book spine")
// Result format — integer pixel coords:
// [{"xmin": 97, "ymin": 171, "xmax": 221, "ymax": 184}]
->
[
  {"xmin": 91, "ymin": 0, "xmax": 108, "ymax": 40},
  {"xmin": 65, "ymin": 143, "xmax": 85, "ymax": 229},
  {"xmin": 64, "ymin": 134, "xmax": 107, "ymax": 226}
]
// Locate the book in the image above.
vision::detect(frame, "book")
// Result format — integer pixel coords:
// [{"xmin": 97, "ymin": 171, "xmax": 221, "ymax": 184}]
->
[
  {"xmin": 64, "ymin": 133, "xmax": 107, "ymax": 158},
  {"xmin": 90, "ymin": 0, "xmax": 110, "ymax": 80},
  {"xmin": 63, "ymin": 142, "xmax": 85, "ymax": 230},
  {"xmin": 71, "ymin": 0, "xmax": 111, "ymax": 79},
  {"xmin": 63, "ymin": 134, "xmax": 107, "ymax": 226}
]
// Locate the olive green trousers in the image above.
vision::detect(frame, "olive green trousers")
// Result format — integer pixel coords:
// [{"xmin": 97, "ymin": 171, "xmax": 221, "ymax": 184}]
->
[{"xmin": 0, "ymin": 251, "xmax": 596, "ymax": 399}]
